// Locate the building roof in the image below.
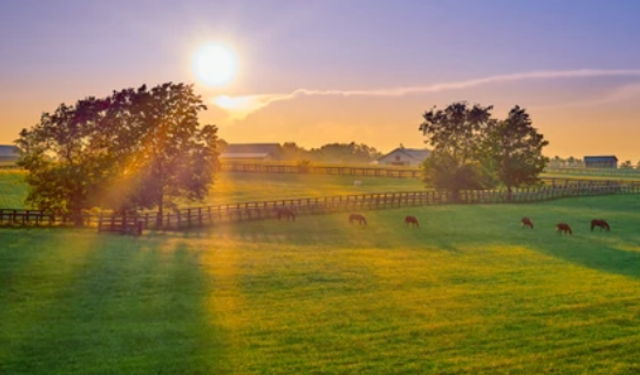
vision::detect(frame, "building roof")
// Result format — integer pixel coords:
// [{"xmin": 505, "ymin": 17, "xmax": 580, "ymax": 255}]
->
[
  {"xmin": 583, "ymin": 155, "xmax": 618, "ymax": 162},
  {"xmin": 220, "ymin": 152, "xmax": 271, "ymax": 159},
  {"xmin": 0, "ymin": 145, "xmax": 19, "ymax": 157},
  {"xmin": 378, "ymin": 147, "xmax": 431, "ymax": 161},
  {"xmin": 224, "ymin": 143, "xmax": 282, "ymax": 155}
]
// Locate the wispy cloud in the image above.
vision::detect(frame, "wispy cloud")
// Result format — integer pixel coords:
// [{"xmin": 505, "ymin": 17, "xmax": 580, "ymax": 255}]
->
[
  {"xmin": 533, "ymin": 81, "xmax": 640, "ymax": 110},
  {"xmin": 212, "ymin": 69, "xmax": 640, "ymax": 120}
]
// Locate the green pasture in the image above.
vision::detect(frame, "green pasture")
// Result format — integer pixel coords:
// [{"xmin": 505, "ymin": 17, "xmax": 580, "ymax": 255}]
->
[
  {"xmin": 1, "ymin": 195, "xmax": 640, "ymax": 374},
  {"xmin": 0, "ymin": 170, "xmax": 424, "ymax": 209},
  {"xmin": 0, "ymin": 170, "xmax": 27, "ymax": 208}
]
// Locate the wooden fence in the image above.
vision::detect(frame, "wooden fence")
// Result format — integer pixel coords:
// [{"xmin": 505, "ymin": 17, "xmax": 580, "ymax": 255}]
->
[
  {"xmin": 2, "ymin": 182, "xmax": 640, "ymax": 231},
  {"xmin": 221, "ymin": 162, "xmax": 422, "ymax": 178},
  {"xmin": 545, "ymin": 167, "xmax": 640, "ymax": 177},
  {"xmin": 221, "ymin": 162, "xmax": 640, "ymax": 183}
]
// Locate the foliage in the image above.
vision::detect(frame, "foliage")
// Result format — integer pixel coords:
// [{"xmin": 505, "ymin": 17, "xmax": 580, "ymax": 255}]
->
[
  {"xmin": 419, "ymin": 102, "xmax": 497, "ymax": 197},
  {"xmin": 486, "ymin": 105, "xmax": 549, "ymax": 193},
  {"xmin": 422, "ymin": 151, "xmax": 494, "ymax": 200},
  {"xmin": 620, "ymin": 160, "xmax": 633, "ymax": 169},
  {"xmin": 16, "ymin": 83, "xmax": 219, "ymax": 221},
  {"xmin": 419, "ymin": 102, "xmax": 548, "ymax": 198},
  {"xmin": 279, "ymin": 141, "xmax": 382, "ymax": 164}
]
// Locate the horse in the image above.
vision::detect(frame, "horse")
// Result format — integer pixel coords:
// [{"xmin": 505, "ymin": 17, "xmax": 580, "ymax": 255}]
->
[
  {"xmin": 521, "ymin": 217, "xmax": 534, "ymax": 229},
  {"xmin": 349, "ymin": 213, "xmax": 367, "ymax": 225},
  {"xmin": 404, "ymin": 216, "xmax": 419, "ymax": 227},
  {"xmin": 276, "ymin": 208, "xmax": 296, "ymax": 221},
  {"xmin": 556, "ymin": 223, "xmax": 572, "ymax": 235},
  {"xmin": 591, "ymin": 219, "xmax": 610, "ymax": 232}
]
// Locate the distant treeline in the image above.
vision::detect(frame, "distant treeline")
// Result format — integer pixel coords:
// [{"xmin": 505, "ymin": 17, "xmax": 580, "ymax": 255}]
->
[{"xmin": 217, "ymin": 140, "xmax": 383, "ymax": 164}]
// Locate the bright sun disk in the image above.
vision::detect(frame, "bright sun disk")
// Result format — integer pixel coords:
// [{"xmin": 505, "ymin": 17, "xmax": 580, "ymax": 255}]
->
[{"xmin": 193, "ymin": 43, "xmax": 238, "ymax": 87}]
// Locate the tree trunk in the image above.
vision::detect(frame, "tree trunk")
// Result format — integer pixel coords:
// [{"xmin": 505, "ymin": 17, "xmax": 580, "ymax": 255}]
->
[
  {"xmin": 72, "ymin": 209, "xmax": 84, "ymax": 227},
  {"xmin": 156, "ymin": 199, "xmax": 163, "ymax": 229},
  {"xmin": 449, "ymin": 189, "xmax": 461, "ymax": 203},
  {"xmin": 507, "ymin": 186, "xmax": 513, "ymax": 202}
]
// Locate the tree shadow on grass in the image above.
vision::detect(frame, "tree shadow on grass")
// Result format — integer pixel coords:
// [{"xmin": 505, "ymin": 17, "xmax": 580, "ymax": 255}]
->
[
  {"xmin": 527, "ymin": 235, "xmax": 640, "ymax": 280},
  {"xmin": 0, "ymin": 236, "xmax": 226, "ymax": 375}
]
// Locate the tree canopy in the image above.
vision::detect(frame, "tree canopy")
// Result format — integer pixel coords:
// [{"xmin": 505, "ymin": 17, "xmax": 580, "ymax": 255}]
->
[
  {"xmin": 419, "ymin": 102, "xmax": 548, "ymax": 200},
  {"xmin": 278, "ymin": 141, "xmax": 382, "ymax": 164},
  {"xmin": 17, "ymin": 82, "xmax": 219, "ymax": 224}
]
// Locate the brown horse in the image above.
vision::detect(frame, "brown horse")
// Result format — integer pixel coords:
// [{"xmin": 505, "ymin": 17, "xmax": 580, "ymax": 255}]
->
[
  {"xmin": 349, "ymin": 214, "xmax": 367, "ymax": 225},
  {"xmin": 276, "ymin": 208, "xmax": 296, "ymax": 221},
  {"xmin": 521, "ymin": 217, "xmax": 534, "ymax": 229},
  {"xmin": 404, "ymin": 216, "xmax": 419, "ymax": 227},
  {"xmin": 590, "ymin": 219, "xmax": 610, "ymax": 232},
  {"xmin": 556, "ymin": 223, "xmax": 572, "ymax": 235}
]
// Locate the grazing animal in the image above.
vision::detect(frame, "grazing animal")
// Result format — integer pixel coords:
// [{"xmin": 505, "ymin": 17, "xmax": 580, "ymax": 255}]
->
[
  {"xmin": 349, "ymin": 214, "xmax": 367, "ymax": 225},
  {"xmin": 404, "ymin": 216, "xmax": 419, "ymax": 227},
  {"xmin": 556, "ymin": 223, "xmax": 573, "ymax": 235},
  {"xmin": 276, "ymin": 208, "xmax": 296, "ymax": 221},
  {"xmin": 590, "ymin": 219, "xmax": 610, "ymax": 232},
  {"xmin": 521, "ymin": 217, "xmax": 534, "ymax": 229}
]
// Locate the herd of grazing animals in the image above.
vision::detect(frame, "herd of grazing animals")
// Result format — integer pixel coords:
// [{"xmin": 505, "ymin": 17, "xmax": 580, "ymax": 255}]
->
[
  {"xmin": 521, "ymin": 217, "xmax": 611, "ymax": 235},
  {"xmin": 274, "ymin": 208, "xmax": 610, "ymax": 236}
]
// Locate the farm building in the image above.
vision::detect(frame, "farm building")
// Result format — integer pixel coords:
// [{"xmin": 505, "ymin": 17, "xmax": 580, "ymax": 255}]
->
[
  {"xmin": 583, "ymin": 155, "xmax": 618, "ymax": 168},
  {"xmin": 377, "ymin": 147, "xmax": 431, "ymax": 167},
  {"xmin": 0, "ymin": 145, "xmax": 19, "ymax": 162},
  {"xmin": 220, "ymin": 143, "xmax": 283, "ymax": 162}
]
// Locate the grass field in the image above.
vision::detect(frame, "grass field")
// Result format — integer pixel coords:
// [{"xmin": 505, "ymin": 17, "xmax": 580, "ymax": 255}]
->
[
  {"xmin": 0, "ymin": 170, "xmax": 424, "ymax": 209},
  {"xmin": 0, "ymin": 170, "xmax": 27, "ymax": 208},
  {"xmin": 2, "ymin": 195, "xmax": 640, "ymax": 374}
]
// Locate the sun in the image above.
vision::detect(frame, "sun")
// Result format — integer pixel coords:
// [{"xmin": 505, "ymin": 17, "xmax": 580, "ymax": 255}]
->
[{"xmin": 192, "ymin": 43, "xmax": 238, "ymax": 87}]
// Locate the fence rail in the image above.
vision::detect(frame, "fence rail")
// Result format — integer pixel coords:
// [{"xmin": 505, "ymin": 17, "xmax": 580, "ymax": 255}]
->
[
  {"xmin": 545, "ymin": 167, "xmax": 640, "ymax": 177},
  {"xmin": 220, "ymin": 162, "xmax": 422, "ymax": 178},
  {"xmin": 221, "ymin": 162, "xmax": 640, "ymax": 182},
  {"xmin": 2, "ymin": 181, "xmax": 640, "ymax": 231}
]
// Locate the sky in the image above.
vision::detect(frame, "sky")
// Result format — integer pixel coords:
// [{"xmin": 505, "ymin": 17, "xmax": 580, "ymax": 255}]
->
[{"xmin": 1, "ymin": 0, "xmax": 640, "ymax": 161}]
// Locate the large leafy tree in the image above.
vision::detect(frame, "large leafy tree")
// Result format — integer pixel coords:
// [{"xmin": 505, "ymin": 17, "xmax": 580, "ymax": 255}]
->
[
  {"xmin": 105, "ymin": 83, "xmax": 219, "ymax": 224},
  {"xmin": 486, "ymin": 106, "xmax": 549, "ymax": 198},
  {"xmin": 419, "ymin": 102, "xmax": 496, "ymax": 200},
  {"xmin": 16, "ymin": 98, "xmax": 114, "ymax": 225},
  {"xmin": 17, "ymin": 82, "xmax": 219, "ymax": 225},
  {"xmin": 419, "ymin": 102, "xmax": 548, "ymax": 200}
]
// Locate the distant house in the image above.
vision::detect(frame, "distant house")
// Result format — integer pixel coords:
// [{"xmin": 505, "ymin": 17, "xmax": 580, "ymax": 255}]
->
[
  {"xmin": 583, "ymin": 155, "xmax": 618, "ymax": 168},
  {"xmin": 0, "ymin": 145, "xmax": 19, "ymax": 162},
  {"xmin": 378, "ymin": 148, "xmax": 431, "ymax": 167},
  {"xmin": 219, "ymin": 143, "xmax": 283, "ymax": 162}
]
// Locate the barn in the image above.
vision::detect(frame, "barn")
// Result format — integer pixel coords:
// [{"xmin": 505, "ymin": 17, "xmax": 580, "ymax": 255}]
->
[
  {"xmin": 377, "ymin": 148, "xmax": 431, "ymax": 167},
  {"xmin": 219, "ymin": 143, "xmax": 283, "ymax": 162},
  {"xmin": 583, "ymin": 155, "xmax": 618, "ymax": 168},
  {"xmin": 0, "ymin": 145, "xmax": 19, "ymax": 162}
]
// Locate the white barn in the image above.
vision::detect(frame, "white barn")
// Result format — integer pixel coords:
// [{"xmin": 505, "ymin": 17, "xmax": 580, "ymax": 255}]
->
[{"xmin": 378, "ymin": 148, "xmax": 430, "ymax": 167}]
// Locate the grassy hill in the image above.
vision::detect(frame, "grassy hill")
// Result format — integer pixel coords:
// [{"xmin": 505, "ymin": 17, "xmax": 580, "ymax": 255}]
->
[{"xmin": 1, "ymin": 195, "xmax": 639, "ymax": 374}]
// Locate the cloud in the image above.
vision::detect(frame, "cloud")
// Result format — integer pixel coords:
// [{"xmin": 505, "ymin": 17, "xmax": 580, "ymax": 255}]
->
[
  {"xmin": 533, "ymin": 81, "xmax": 640, "ymax": 110},
  {"xmin": 212, "ymin": 69, "xmax": 640, "ymax": 120}
]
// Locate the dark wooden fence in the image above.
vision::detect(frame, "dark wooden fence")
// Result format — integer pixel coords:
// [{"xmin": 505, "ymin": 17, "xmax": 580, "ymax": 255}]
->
[
  {"xmin": 221, "ymin": 162, "xmax": 422, "ymax": 178},
  {"xmin": 2, "ymin": 181, "xmax": 640, "ymax": 231},
  {"xmin": 221, "ymin": 162, "xmax": 640, "ymax": 182},
  {"xmin": 545, "ymin": 167, "xmax": 640, "ymax": 177}
]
